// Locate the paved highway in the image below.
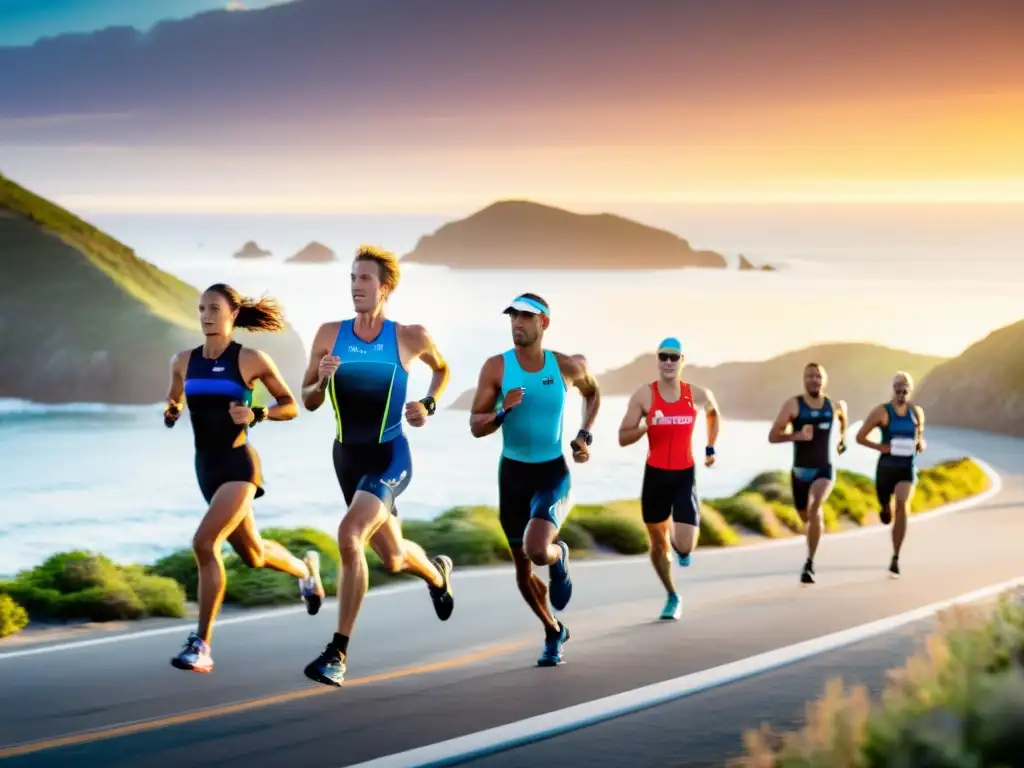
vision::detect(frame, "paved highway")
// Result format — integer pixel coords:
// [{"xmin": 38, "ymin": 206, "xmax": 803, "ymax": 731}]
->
[{"xmin": 0, "ymin": 427, "xmax": 1021, "ymax": 767}]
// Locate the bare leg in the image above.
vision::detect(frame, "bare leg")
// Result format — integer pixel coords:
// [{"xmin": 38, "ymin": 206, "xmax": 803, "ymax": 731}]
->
[
  {"xmin": 804, "ymin": 478, "xmax": 833, "ymax": 561},
  {"xmin": 523, "ymin": 518, "xmax": 561, "ymax": 566},
  {"xmin": 228, "ymin": 511, "xmax": 309, "ymax": 579},
  {"xmin": 671, "ymin": 521, "xmax": 699, "ymax": 557},
  {"xmin": 511, "ymin": 548, "xmax": 559, "ymax": 633},
  {"xmin": 336, "ymin": 491, "xmax": 390, "ymax": 637},
  {"xmin": 646, "ymin": 521, "xmax": 676, "ymax": 595},
  {"xmin": 892, "ymin": 482, "xmax": 914, "ymax": 557},
  {"xmin": 369, "ymin": 515, "xmax": 443, "ymax": 588},
  {"xmin": 192, "ymin": 482, "xmax": 257, "ymax": 644}
]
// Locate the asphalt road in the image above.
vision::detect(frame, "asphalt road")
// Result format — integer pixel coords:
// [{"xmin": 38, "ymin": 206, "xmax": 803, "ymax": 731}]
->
[{"xmin": 1, "ymin": 427, "xmax": 1021, "ymax": 768}]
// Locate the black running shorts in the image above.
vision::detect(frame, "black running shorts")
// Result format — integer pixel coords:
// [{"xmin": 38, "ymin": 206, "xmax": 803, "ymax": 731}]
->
[
  {"xmin": 641, "ymin": 465, "xmax": 701, "ymax": 525},
  {"xmin": 194, "ymin": 443, "xmax": 264, "ymax": 504}
]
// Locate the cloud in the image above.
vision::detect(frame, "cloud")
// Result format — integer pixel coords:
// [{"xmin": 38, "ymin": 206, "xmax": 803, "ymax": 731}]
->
[{"xmin": 225, "ymin": 2, "xmax": 246, "ymax": 10}]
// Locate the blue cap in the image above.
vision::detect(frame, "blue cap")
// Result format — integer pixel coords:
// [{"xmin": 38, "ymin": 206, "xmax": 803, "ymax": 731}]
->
[
  {"xmin": 503, "ymin": 295, "xmax": 550, "ymax": 316},
  {"xmin": 657, "ymin": 337, "xmax": 682, "ymax": 353}
]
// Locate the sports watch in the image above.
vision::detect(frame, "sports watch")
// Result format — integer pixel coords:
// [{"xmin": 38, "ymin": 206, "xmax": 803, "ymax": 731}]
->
[{"xmin": 419, "ymin": 396, "xmax": 437, "ymax": 416}]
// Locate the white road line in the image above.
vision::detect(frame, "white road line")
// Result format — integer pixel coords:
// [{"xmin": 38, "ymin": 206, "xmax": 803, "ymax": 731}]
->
[
  {"xmin": 0, "ymin": 458, "xmax": 1003, "ymax": 660},
  {"xmin": 346, "ymin": 573, "xmax": 1024, "ymax": 768}
]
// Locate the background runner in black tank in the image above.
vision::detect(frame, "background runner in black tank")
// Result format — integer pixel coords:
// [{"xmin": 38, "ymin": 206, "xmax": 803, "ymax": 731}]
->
[
  {"xmin": 163, "ymin": 283, "xmax": 324, "ymax": 675},
  {"xmin": 857, "ymin": 370, "xmax": 927, "ymax": 579},
  {"xmin": 299, "ymin": 246, "xmax": 456, "ymax": 689},
  {"xmin": 769, "ymin": 363, "xmax": 848, "ymax": 585}
]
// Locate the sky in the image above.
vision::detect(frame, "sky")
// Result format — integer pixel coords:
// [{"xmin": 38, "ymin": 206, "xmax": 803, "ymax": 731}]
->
[
  {"xmin": 0, "ymin": 0, "xmax": 1021, "ymax": 213},
  {"xmin": 0, "ymin": 0, "xmax": 289, "ymax": 46}
]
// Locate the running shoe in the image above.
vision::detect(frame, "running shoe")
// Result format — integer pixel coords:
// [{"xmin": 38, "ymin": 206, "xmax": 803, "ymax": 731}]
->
[
  {"xmin": 800, "ymin": 559, "xmax": 815, "ymax": 585},
  {"xmin": 677, "ymin": 551, "xmax": 692, "ymax": 567},
  {"xmin": 537, "ymin": 622, "xmax": 570, "ymax": 667},
  {"xmin": 170, "ymin": 632, "xmax": 213, "ymax": 673},
  {"xmin": 889, "ymin": 555, "xmax": 900, "ymax": 579},
  {"xmin": 428, "ymin": 555, "xmax": 455, "ymax": 621},
  {"xmin": 660, "ymin": 592, "xmax": 681, "ymax": 620},
  {"xmin": 548, "ymin": 541, "xmax": 573, "ymax": 611},
  {"xmin": 880, "ymin": 507, "xmax": 892, "ymax": 525},
  {"xmin": 299, "ymin": 550, "xmax": 326, "ymax": 615},
  {"xmin": 304, "ymin": 644, "xmax": 347, "ymax": 688}
]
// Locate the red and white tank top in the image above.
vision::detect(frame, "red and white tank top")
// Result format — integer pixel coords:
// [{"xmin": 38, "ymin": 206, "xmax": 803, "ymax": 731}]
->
[{"xmin": 645, "ymin": 381, "xmax": 698, "ymax": 470}]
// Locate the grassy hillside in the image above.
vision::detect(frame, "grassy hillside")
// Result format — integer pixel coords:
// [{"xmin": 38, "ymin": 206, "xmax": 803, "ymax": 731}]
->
[
  {"xmin": 402, "ymin": 200, "xmax": 727, "ymax": 270},
  {"xmin": 0, "ymin": 173, "xmax": 306, "ymax": 403},
  {"xmin": 915, "ymin": 318, "xmax": 1024, "ymax": 436},
  {"xmin": 449, "ymin": 342, "xmax": 947, "ymax": 418}
]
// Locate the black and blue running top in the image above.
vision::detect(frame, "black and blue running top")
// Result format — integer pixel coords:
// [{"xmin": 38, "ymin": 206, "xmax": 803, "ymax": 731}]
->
[{"xmin": 183, "ymin": 342, "xmax": 254, "ymax": 452}]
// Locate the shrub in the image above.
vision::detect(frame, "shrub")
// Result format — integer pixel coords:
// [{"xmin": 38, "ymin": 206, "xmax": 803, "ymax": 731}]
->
[
  {"xmin": 4, "ymin": 551, "xmax": 185, "ymax": 622},
  {"xmin": 0, "ymin": 593, "xmax": 29, "ymax": 638},
  {"xmin": 699, "ymin": 504, "xmax": 741, "ymax": 547},
  {"xmin": 570, "ymin": 503, "xmax": 650, "ymax": 555},
  {"xmin": 403, "ymin": 506, "xmax": 511, "ymax": 566},
  {"xmin": 735, "ymin": 588, "xmax": 1024, "ymax": 767},
  {"xmin": 707, "ymin": 493, "xmax": 789, "ymax": 539}
]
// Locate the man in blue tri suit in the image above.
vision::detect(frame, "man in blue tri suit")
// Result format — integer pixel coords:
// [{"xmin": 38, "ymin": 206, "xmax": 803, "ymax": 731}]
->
[
  {"xmin": 298, "ymin": 246, "xmax": 456, "ymax": 688},
  {"xmin": 768, "ymin": 362, "xmax": 848, "ymax": 585},
  {"xmin": 856, "ymin": 370, "xmax": 927, "ymax": 579},
  {"xmin": 469, "ymin": 293, "xmax": 600, "ymax": 666}
]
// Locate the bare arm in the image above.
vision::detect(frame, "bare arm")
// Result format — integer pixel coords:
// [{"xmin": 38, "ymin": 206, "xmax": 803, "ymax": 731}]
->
[
  {"xmin": 618, "ymin": 386, "xmax": 650, "ymax": 447},
  {"xmin": 300, "ymin": 322, "xmax": 338, "ymax": 412},
  {"xmin": 915, "ymin": 405, "xmax": 926, "ymax": 451},
  {"xmin": 244, "ymin": 349, "xmax": 298, "ymax": 421},
  {"xmin": 836, "ymin": 399, "xmax": 849, "ymax": 445},
  {"xmin": 469, "ymin": 356, "xmax": 505, "ymax": 439},
  {"xmin": 856, "ymin": 405, "xmax": 889, "ymax": 452},
  {"xmin": 403, "ymin": 324, "xmax": 451, "ymax": 402},
  {"xmin": 701, "ymin": 387, "xmax": 721, "ymax": 449},
  {"xmin": 768, "ymin": 398, "xmax": 799, "ymax": 443},
  {"xmin": 165, "ymin": 351, "xmax": 187, "ymax": 413},
  {"xmin": 555, "ymin": 352, "xmax": 601, "ymax": 435}
]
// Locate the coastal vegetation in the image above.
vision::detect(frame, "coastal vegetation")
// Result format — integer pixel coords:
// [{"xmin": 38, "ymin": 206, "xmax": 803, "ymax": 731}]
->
[
  {"xmin": 736, "ymin": 586, "xmax": 1024, "ymax": 767},
  {"xmin": 0, "ymin": 459, "xmax": 988, "ymax": 638}
]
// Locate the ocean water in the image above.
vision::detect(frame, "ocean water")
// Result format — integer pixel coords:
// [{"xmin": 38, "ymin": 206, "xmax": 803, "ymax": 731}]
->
[
  {"xmin": 1, "ymin": 204, "xmax": 1019, "ymax": 574},
  {"xmin": 0, "ymin": 398, "xmax": 968, "ymax": 575}
]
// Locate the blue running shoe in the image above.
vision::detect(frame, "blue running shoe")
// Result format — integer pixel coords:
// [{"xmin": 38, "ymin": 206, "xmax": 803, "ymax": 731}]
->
[
  {"xmin": 549, "ymin": 541, "xmax": 572, "ymax": 611},
  {"xmin": 660, "ymin": 592, "xmax": 681, "ymax": 620},
  {"xmin": 677, "ymin": 552, "xmax": 692, "ymax": 567},
  {"xmin": 303, "ymin": 644, "xmax": 346, "ymax": 688},
  {"xmin": 537, "ymin": 622, "xmax": 570, "ymax": 667},
  {"xmin": 170, "ymin": 632, "xmax": 213, "ymax": 673}
]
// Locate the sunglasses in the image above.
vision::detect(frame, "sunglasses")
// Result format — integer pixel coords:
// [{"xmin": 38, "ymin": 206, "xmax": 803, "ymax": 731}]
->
[
  {"xmin": 658, "ymin": 353, "xmax": 680, "ymax": 362},
  {"xmin": 894, "ymin": 387, "xmax": 909, "ymax": 394}
]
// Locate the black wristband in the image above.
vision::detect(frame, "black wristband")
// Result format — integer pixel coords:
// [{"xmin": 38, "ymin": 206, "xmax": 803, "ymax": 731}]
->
[
  {"xmin": 576, "ymin": 429, "xmax": 593, "ymax": 446},
  {"xmin": 493, "ymin": 407, "xmax": 507, "ymax": 427},
  {"xmin": 705, "ymin": 445, "xmax": 716, "ymax": 457},
  {"xmin": 419, "ymin": 396, "xmax": 437, "ymax": 416},
  {"xmin": 249, "ymin": 406, "xmax": 268, "ymax": 427}
]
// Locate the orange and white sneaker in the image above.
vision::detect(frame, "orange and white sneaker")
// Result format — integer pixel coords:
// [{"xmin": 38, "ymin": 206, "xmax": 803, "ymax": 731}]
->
[
  {"xmin": 170, "ymin": 632, "xmax": 213, "ymax": 673},
  {"xmin": 299, "ymin": 550, "xmax": 326, "ymax": 615}
]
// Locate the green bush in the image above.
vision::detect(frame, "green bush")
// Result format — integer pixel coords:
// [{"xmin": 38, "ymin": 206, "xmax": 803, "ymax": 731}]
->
[
  {"xmin": 736, "ymin": 588, "xmax": 1024, "ymax": 767},
  {"xmin": 4, "ymin": 551, "xmax": 185, "ymax": 622},
  {"xmin": 699, "ymin": 504, "xmax": 741, "ymax": 547},
  {"xmin": 707, "ymin": 493, "xmax": 789, "ymax": 539},
  {"xmin": 0, "ymin": 593, "xmax": 29, "ymax": 638},
  {"xmin": 570, "ymin": 503, "xmax": 650, "ymax": 555},
  {"xmin": 403, "ymin": 506, "xmax": 512, "ymax": 566}
]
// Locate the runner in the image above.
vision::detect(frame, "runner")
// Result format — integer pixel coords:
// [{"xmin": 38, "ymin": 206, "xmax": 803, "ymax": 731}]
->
[
  {"xmin": 468, "ymin": 293, "xmax": 600, "ymax": 665},
  {"xmin": 617, "ymin": 337, "xmax": 719, "ymax": 620},
  {"xmin": 300, "ymin": 246, "xmax": 455, "ymax": 688},
  {"xmin": 856, "ymin": 371, "xmax": 926, "ymax": 578},
  {"xmin": 768, "ymin": 362, "xmax": 848, "ymax": 585},
  {"xmin": 163, "ymin": 283, "xmax": 324, "ymax": 674}
]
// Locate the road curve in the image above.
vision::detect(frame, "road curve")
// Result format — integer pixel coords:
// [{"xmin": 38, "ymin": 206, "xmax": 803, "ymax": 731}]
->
[{"xmin": 0, "ymin": 427, "xmax": 1021, "ymax": 768}]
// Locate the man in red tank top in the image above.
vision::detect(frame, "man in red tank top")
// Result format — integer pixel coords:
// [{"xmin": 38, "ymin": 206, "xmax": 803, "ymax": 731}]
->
[{"xmin": 618, "ymin": 337, "xmax": 720, "ymax": 621}]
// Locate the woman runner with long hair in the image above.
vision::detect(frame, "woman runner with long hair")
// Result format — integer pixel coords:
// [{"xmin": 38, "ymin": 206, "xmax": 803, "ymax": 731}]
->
[{"xmin": 163, "ymin": 283, "xmax": 325, "ymax": 673}]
